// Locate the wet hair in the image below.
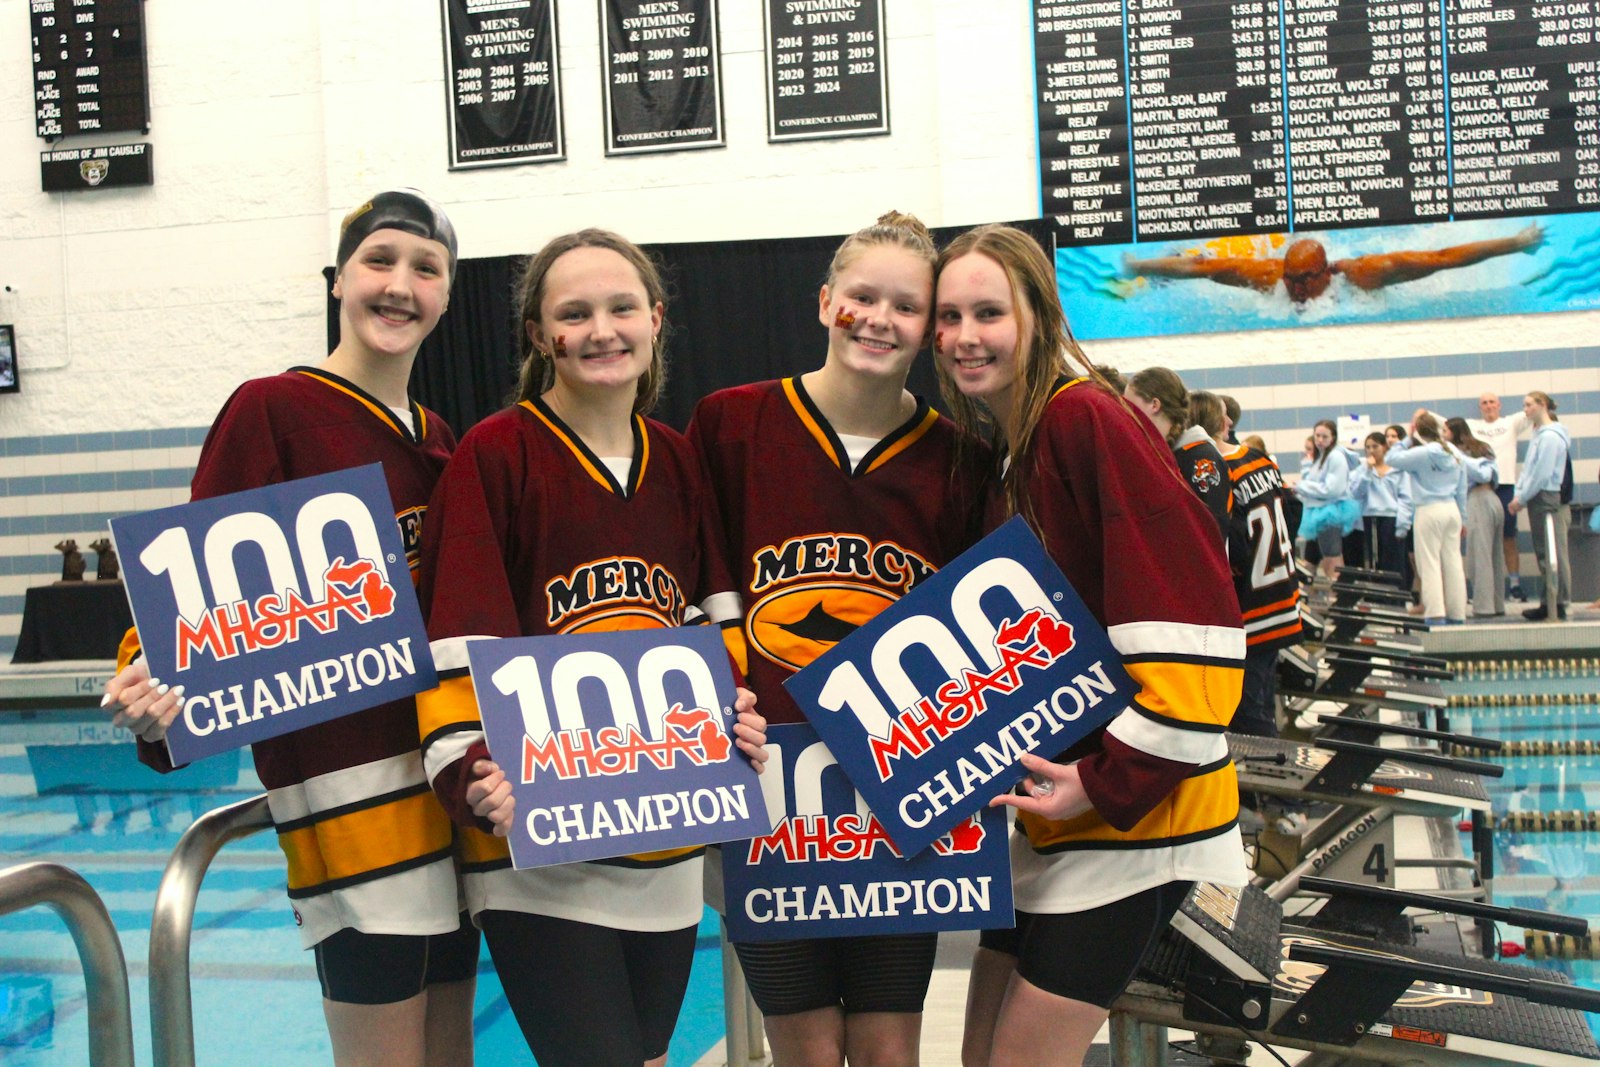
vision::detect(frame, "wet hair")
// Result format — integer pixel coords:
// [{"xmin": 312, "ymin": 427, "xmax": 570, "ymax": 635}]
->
[
  {"xmin": 1189, "ymin": 391, "xmax": 1228, "ymax": 439},
  {"xmin": 1446, "ymin": 417, "xmax": 1494, "ymax": 460},
  {"xmin": 336, "ymin": 189, "xmax": 458, "ymax": 280},
  {"xmin": 1127, "ymin": 367, "xmax": 1190, "ymax": 445},
  {"xmin": 933, "ymin": 224, "xmax": 1157, "ymax": 527},
  {"xmin": 826, "ymin": 210, "xmax": 936, "ymax": 287},
  {"xmin": 1527, "ymin": 390, "xmax": 1558, "ymax": 419},
  {"xmin": 1310, "ymin": 418, "xmax": 1339, "ymax": 466},
  {"xmin": 513, "ymin": 229, "xmax": 669, "ymax": 414}
]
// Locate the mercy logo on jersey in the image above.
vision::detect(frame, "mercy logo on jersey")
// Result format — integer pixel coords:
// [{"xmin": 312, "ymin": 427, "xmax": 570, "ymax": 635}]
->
[
  {"xmin": 544, "ymin": 555, "xmax": 687, "ymax": 631},
  {"xmin": 747, "ymin": 534, "xmax": 934, "ymax": 672},
  {"xmin": 397, "ymin": 505, "xmax": 426, "ymax": 571}
]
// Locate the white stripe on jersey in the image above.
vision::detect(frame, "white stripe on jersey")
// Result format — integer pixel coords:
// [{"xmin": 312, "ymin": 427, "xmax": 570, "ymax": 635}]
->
[
  {"xmin": 1109, "ymin": 620, "xmax": 1246, "ymax": 663},
  {"xmin": 1107, "ymin": 706, "xmax": 1231, "ymax": 765}
]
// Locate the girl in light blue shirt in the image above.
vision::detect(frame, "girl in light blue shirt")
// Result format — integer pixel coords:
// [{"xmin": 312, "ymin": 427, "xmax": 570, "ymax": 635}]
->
[{"xmin": 1297, "ymin": 418, "xmax": 1361, "ymax": 580}]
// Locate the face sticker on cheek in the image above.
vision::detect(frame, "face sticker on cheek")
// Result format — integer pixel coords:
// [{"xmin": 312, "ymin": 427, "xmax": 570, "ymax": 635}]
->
[
  {"xmin": 833, "ymin": 308, "xmax": 856, "ymax": 329},
  {"xmin": 553, "ymin": 335, "xmax": 567, "ymax": 359}
]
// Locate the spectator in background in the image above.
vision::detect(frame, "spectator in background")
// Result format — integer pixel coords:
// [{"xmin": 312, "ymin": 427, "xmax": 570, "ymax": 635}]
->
[
  {"xmin": 1126, "ymin": 368, "xmax": 1231, "ymax": 543},
  {"xmin": 1094, "ymin": 363, "xmax": 1127, "ymax": 395},
  {"xmin": 1388, "ymin": 412, "xmax": 1490, "ymax": 625},
  {"xmin": 1445, "ymin": 417, "xmax": 1505, "ymax": 617},
  {"xmin": 1296, "ymin": 419, "xmax": 1360, "ymax": 581},
  {"xmin": 1352, "ymin": 431, "xmax": 1409, "ymax": 580},
  {"xmin": 1242, "ymin": 433, "xmax": 1268, "ymax": 455},
  {"xmin": 1509, "ymin": 391, "xmax": 1572, "ymax": 621},
  {"xmin": 1467, "ymin": 392, "xmax": 1530, "ymax": 601},
  {"xmin": 1218, "ymin": 394, "xmax": 1241, "ymax": 445}
]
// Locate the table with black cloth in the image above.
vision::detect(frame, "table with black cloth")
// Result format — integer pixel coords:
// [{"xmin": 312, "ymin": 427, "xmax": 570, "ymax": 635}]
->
[{"xmin": 11, "ymin": 582, "xmax": 134, "ymax": 663}]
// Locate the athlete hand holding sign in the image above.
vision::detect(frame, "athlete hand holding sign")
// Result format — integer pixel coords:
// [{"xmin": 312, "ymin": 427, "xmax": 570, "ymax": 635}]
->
[
  {"xmin": 102, "ymin": 660, "xmax": 186, "ymax": 743},
  {"xmin": 988, "ymin": 752, "xmax": 1094, "ymax": 822}
]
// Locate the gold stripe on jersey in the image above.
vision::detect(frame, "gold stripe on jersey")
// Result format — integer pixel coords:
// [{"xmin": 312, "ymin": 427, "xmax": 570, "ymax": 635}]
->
[
  {"xmin": 418, "ymin": 674, "xmax": 481, "ymax": 745},
  {"xmin": 520, "ymin": 399, "xmax": 648, "ymax": 497},
  {"xmin": 1022, "ymin": 760, "xmax": 1240, "ymax": 852},
  {"xmin": 862, "ymin": 406, "xmax": 940, "ymax": 475},
  {"xmin": 293, "ymin": 368, "xmax": 426, "ymax": 444},
  {"xmin": 782, "ymin": 376, "xmax": 939, "ymax": 478},
  {"xmin": 458, "ymin": 824, "xmax": 511, "ymax": 870},
  {"xmin": 783, "ymin": 377, "xmax": 847, "ymax": 470},
  {"xmin": 117, "ymin": 627, "xmax": 141, "ymax": 672},
  {"xmin": 1049, "ymin": 377, "xmax": 1089, "ymax": 402},
  {"xmin": 279, "ymin": 788, "xmax": 453, "ymax": 895},
  {"xmin": 1124, "ymin": 659, "xmax": 1243, "ymax": 730},
  {"xmin": 721, "ymin": 619, "xmax": 750, "ymax": 676}
]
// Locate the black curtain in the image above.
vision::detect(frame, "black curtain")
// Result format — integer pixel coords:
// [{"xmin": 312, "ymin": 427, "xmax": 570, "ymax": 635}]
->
[{"xmin": 327, "ymin": 218, "xmax": 1053, "ymax": 435}]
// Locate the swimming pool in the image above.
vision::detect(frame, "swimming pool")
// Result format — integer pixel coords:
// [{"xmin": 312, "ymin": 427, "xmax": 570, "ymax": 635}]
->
[{"xmin": 0, "ymin": 709, "xmax": 729, "ymax": 1066}]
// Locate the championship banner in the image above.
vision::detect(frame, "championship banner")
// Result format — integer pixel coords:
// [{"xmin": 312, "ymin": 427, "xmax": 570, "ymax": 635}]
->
[
  {"xmin": 722, "ymin": 722, "xmax": 1013, "ymax": 942},
  {"xmin": 442, "ymin": 0, "xmax": 564, "ymax": 169},
  {"xmin": 601, "ymin": 0, "xmax": 724, "ymax": 155},
  {"xmin": 110, "ymin": 464, "xmax": 437, "ymax": 765},
  {"xmin": 763, "ymin": 0, "xmax": 888, "ymax": 142},
  {"xmin": 784, "ymin": 517, "xmax": 1137, "ymax": 857},
  {"xmin": 468, "ymin": 625, "xmax": 772, "ymax": 868}
]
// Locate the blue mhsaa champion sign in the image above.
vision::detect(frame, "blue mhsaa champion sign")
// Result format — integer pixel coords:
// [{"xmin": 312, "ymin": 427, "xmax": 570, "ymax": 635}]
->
[
  {"xmin": 112, "ymin": 464, "xmax": 437, "ymax": 765},
  {"xmin": 722, "ymin": 722, "xmax": 1013, "ymax": 942},
  {"xmin": 784, "ymin": 516, "xmax": 1138, "ymax": 857},
  {"xmin": 468, "ymin": 625, "xmax": 773, "ymax": 869}
]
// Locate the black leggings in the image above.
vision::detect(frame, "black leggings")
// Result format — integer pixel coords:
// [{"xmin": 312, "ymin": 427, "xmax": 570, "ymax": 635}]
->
[
  {"xmin": 733, "ymin": 932, "xmax": 937, "ymax": 1017},
  {"xmin": 479, "ymin": 910, "xmax": 697, "ymax": 1066},
  {"xmin": 979, "ymin": 882, "xmax": 1192, "ymax": 1008}
]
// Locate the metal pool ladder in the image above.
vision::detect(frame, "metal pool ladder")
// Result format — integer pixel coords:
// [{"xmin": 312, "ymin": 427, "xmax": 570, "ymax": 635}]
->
[
  {"xmin": 148, "ymin": 792, "xmax": 273, "ymax": 1067},
  {"xmin": 0, "ymin": 861, "xmax": 135, "ymax": 1067}
]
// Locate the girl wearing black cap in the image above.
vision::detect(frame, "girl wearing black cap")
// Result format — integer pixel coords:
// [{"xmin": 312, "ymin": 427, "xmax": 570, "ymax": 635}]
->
[{"xmin": 103, "ymin": 190, "xmax": 480, "ymax": 1067}]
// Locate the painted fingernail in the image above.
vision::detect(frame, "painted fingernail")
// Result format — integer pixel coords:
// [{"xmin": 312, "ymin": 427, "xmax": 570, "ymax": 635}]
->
[
  {"xmin": 171, "ymin": 686, "xmax": 186, "ymax": 698},
  {"xmin": 156, "ymin": 684, "xmax": 170, "ymax": 695},
  {"xmin": 100, "ymin": 693, "xmax": 114, "ymax": 707},
  {"xmin": 147, "ymin": 678, "xmax": 162, "ymax": 689}
]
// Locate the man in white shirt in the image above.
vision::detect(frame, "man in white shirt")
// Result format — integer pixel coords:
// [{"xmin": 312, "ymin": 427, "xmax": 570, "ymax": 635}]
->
[{"xmin": 1467, "ymin": 392, "xmax": 1529, "ymax": 599}]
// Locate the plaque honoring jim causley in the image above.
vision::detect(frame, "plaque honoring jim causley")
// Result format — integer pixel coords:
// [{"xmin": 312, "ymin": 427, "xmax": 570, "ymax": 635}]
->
[
  {"xmin": 442, "ymin": 0, "xmax": 564, "ymax": 168},
  {"xmin": 784, "ymin": 517, "xmax": 1138, "ymax": 857},
  {"xmin": 110, "ymin": 465, "xmax": 438, "ymax": 766},
  {"xmin": 722, "ymin": 722, "xmax": 1013, "ymax": 942},
  {"xmin": 468, "ymin": 626, "xmax": 772, "ymax": 869},
  {"xmin": 601, "ymin": 0, "xmax": 725, "ymax": 154},
  {"xmin": 764, "ymin": 0, "xmax": 889, "ymax": 142}
]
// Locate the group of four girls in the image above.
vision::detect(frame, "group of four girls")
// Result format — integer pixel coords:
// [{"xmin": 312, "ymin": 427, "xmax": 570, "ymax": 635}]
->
[{"xmin": 104, "ymin": 190, "xmax": 1247, "ymax": 1067}]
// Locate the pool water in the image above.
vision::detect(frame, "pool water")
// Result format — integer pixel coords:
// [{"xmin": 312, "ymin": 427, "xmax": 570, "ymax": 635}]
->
[
  {"xmin": 1449, "ymin": 666, "xmax": 1600, "ymax": 1035},
  {"xmin": 0, "ymin": 732, "xmax": 727, "ymax": 1065}
]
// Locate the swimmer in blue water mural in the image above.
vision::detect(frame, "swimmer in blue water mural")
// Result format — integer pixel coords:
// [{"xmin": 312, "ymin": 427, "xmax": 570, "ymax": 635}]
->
[{"xmin": 1123, "ymin": 223, "xmax": 1544, "ymax": 304}]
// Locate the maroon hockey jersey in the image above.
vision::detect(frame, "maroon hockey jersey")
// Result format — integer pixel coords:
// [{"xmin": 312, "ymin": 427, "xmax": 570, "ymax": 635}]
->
[
  {"xmin": 687, "ymin": 376, "xmax": 988, "ymax": 725},
  {"xmin": 129, "ymin": 367, "xmax": 460, "ymax": 945}
]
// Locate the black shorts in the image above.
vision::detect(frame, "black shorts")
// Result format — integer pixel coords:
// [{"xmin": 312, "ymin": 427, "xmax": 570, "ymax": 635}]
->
[
  {"xmin": 978, "ymin": 882, "xmax": 1191, "ymax": 1008},
  {"xmin": 1495, "ymin": 484, "xmax": 1517, "ymax": 539},
  {"xmin": 313, "ymin": 913, "xmax": 480, "ymax": 1005},
  {"xmin": 732, "ymin": 932, "xmax": 937, "ymax": 1017},
  {"xmin": 480, "ymin": 910, "xmax": 697, "ymax": 1067}
]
